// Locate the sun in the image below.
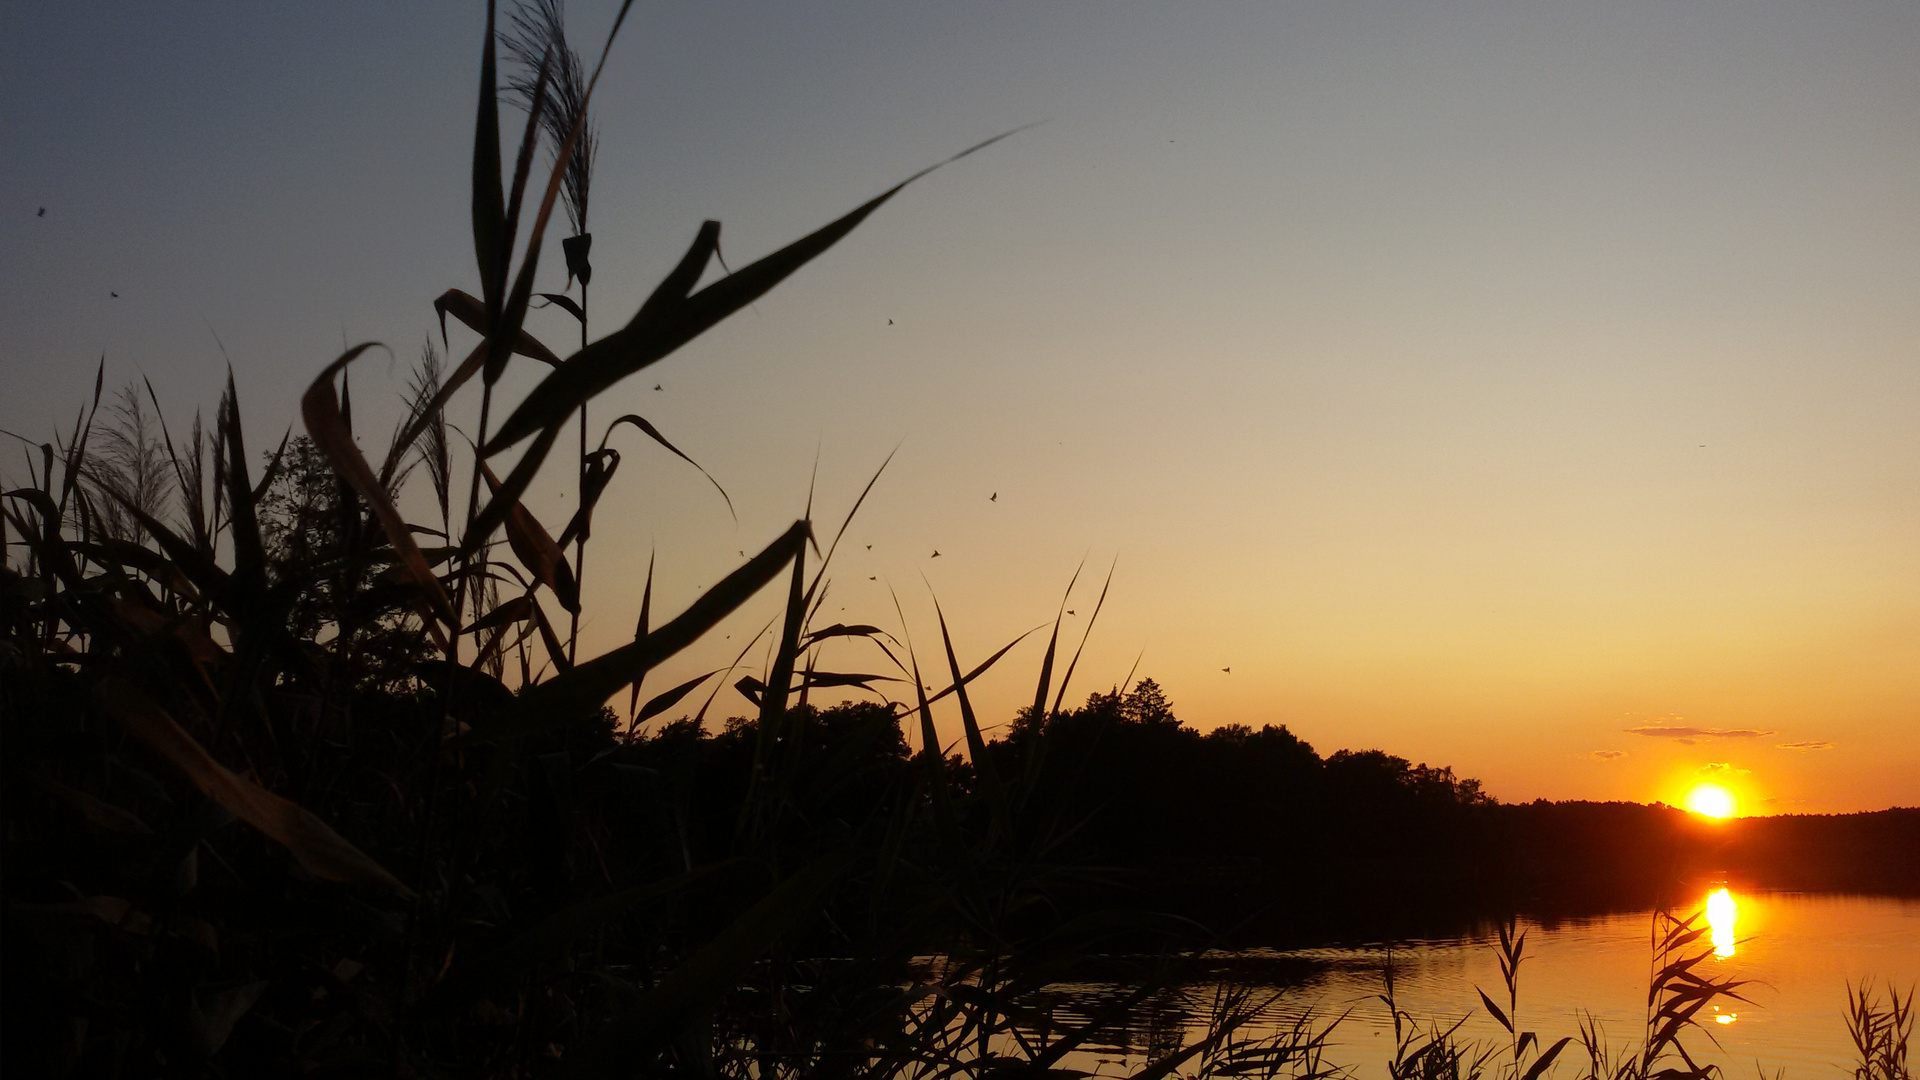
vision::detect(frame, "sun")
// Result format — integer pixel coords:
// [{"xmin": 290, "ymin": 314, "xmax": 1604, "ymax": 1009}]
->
[{"xmin": 1686, "ymin": 783, "xmax": 1737, "ymax": 818}]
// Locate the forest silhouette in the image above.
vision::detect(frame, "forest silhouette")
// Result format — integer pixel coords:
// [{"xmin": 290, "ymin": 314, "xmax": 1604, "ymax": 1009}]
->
[{"xmin": 651, "ymin": 679, "xmax": 1920, "ymax": 947}]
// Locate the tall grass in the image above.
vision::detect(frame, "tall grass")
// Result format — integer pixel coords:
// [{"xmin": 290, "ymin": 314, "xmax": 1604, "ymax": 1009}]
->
[
  {"xmin": 1845, "ymin": 982, "xmax": 1914, "ymax": 1080},
  {"xmin": 0, "ymin": 3, "xmax": 1186, "ymax": 1075}
]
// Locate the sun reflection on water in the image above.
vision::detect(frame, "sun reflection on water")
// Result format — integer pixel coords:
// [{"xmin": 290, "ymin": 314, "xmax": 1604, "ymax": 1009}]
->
[{"xmin": 1707, "ymin": 887, "xmax": 1738, "ymax": 959}]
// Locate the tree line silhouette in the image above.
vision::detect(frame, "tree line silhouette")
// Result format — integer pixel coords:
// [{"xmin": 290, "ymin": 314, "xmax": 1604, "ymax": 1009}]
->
[{"xmin": 644, "ymin": 679, "xmax": 1919, "ymax": 945}]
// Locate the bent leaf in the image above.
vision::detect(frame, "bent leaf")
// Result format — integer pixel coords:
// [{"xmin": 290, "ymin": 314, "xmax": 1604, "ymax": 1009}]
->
[
  {"xmin": 636, "ymin": 669, "xmax": 717, "ymax": 724},
  {"xmin": 484, "ymin": 128, "xmax": 1032, "ymax": 458},
  {"xmin": 96, "ymin": 678, "xmax": 411, "ymax": 896},
  {"xmin": 602, "ymin": 413, "xmax": 733, "ymax": 520},
  {"xmin": 473, "ymin": 520, "xmax": 807, "ymax": 740},
  {"xmin": 1521, "ymin": 1038, "xmax": 1573, "ymax": 1080},
  {"xmin": 434, "ymin": 288, "xmax": 562, "ymax": 367},
  {"xmin": 462, "ymin": 594, "xmax": 533, "ymax": 635},
  {"xmin": 481, "ymin": 463, "xmax": 579, "ymax": 612},
  {"xmin": 302, "ymin": 344, "xmax": 455, "ymax": 637}
]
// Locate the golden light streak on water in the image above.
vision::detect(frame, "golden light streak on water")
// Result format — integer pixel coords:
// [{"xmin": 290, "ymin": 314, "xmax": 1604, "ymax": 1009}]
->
[{"xmin": 1707, "ymin": 887, "xmax": 1738, "ymax": 958}]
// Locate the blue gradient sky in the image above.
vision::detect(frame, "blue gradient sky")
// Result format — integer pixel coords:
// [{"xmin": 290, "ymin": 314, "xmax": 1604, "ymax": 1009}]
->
[{"xmin": 4, "ymin": 2, "xmax": 1916, "ymax": 811}]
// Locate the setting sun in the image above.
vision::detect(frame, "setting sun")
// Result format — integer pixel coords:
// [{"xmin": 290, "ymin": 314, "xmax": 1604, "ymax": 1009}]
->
[{"xmin": 1687, "ymin": 784, "xmax": 1738, "ymax": 819}]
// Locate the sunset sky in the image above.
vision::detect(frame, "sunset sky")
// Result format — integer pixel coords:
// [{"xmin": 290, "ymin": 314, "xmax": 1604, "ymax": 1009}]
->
[{"xmin": 3, "ymin": 2, "xmax": 1915, "ymax": 813}]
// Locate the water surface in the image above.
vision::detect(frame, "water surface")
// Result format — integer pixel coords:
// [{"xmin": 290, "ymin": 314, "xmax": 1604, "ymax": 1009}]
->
[{"xmin": 1052, "ymin": 890, "xmax": 1919, "ymax": 1078}]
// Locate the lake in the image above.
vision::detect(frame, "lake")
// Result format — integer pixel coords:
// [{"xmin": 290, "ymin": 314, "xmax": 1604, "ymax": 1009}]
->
[{"xmin": 1049, "ymin": 889, "xmax": 1920, "ymax": 1078}]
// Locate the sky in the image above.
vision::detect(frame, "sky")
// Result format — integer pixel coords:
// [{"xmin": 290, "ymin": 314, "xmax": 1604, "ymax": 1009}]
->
[{"xmin": 3, "ymin": 2, "xmax": 1916, "ymax": 813}]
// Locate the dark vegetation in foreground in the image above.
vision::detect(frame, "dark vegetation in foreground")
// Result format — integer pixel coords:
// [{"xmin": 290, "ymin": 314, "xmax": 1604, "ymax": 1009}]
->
[{"xmin": 2, "ymin": 3, "xmax": 1910, "ymax": 1077}]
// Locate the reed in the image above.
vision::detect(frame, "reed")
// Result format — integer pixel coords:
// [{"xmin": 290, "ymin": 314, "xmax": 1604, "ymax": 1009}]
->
[
  {"xmin": 0, "ymin": 3, "xmax": 1185, "ymax": 1075},
  {"xmin": 1845, "ymin": 981, "xmax": 1914, "ymax": 1080}
]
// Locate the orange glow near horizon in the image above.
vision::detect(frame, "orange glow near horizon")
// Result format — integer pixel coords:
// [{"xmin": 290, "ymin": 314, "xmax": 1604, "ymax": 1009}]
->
[{"xmin": 1685, "ymin": 784, "xmax": 1737, "ymax": 819}]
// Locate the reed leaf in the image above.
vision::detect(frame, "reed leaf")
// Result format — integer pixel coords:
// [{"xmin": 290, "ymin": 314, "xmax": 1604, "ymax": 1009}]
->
[
  {"xmin": 472, "ymin": 0, "xmax": 506, "ymax": 312},
  {"xmin": 601, "ymin": 412, "xmax": 733, "ymax": 520},
  {"xmin": 480, "ymin": 462, "xmax": 578, "ymax": 612},
  {"xmin": 95, "ymin": 678, "xmax": 410, "ymax": 896},
  {"xmin": 472, "ymin": 520, "xmax": 808, "ymax": 738},
  {"xmin": 484, "ymin": 129, "xmax": 1030, "ymax": 457},
  {"xmin": 300, "ymin": 345, "xmax": 455, "ymax": 636}
]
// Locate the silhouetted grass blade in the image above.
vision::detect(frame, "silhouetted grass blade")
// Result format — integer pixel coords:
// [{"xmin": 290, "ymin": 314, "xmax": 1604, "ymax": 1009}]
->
[
  {"xmin": 96, "ymin": 679, "xmax": 410, "ymax": 896},
  {"xmin": 923, "ymin": 623, "xmax": 1039, "ymax": 708},
  {"xmin": 535, "ymin": 290, "xmax": 586, "ymax": 323},
  {"xmin": 485, "ymin": 130, "xmax": 1030, "ymax": 456},
  {"xmin": 301, "ymin": 346, "xmax": 456, "ymax": 633},
  {"xmin": 480, "ymin": 462, "xmax": 578, "ymax": 612},
  {"xmin": 472, "ymin": 0, "xmax": 506, "ymax": 312},
  {"xmin": 473, "ymin": 520, "xmax": 807, "ymax": 739},
  {"xmin": 602, "ymin": 412, "xmax": 732, "ymax": 519},
  {"xmin": 1049, "ymin": 558, "xmax": 1115, "ymax": 717},
  {"xmin": 935, "ymin": 598, "xmax": 1002, "ymax": 808},
  {"xmin": 461, "ymin": 593, "xmax": 532, "ymax": 634},
  {"xmin": 462, "ymin": 419, "xmax": 561, "ymax": 553},
  {"xmin": 635, "ymin": 669, "xmax": 716, "ymax": 724},
  {"xmin": 435, "ymin": 289, "xmax": 563, "ymax": 366},
  {"xmin": 218, "ymin": 373, "xmax": 267, "ymax": 597}
]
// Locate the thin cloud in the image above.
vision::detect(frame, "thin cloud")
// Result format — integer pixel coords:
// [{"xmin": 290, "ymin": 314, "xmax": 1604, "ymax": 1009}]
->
[
  {"xmin": 1775, "ymin": 741, "xmax": 1834, "ymax": 751},
  {"xmin": 1590, "ymin": 750, "xmax": 1626, "ymax": 760},
  {"xmin": 1624, "ymin": 725, "xmax": 1774, "ymax": 746},
  {"xmin": 1700, "ymin": 762, "xmax": 1750, "ymax": 777}
]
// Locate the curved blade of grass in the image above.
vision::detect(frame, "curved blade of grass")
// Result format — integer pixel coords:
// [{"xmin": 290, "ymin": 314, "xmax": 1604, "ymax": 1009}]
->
[
  {"xmin": 1030, "ymin": 558, "xmax": 1084, "ymax": 720},
  {"xmin": 556, "ymin": 447, "xmax": 618, "ymax": 549},
  {"xmin": 798, "ymin": 671, "xmax": 900, "ymax": 691},
  {"xmin": 636, "ymin": 669, "xmax": 717, "ymax": 725},
  {"xmin": 804, "ymin": 447, "xmax": 896, "ymax": 625},
  {"xmin": 435, "ymin": 289, "xmax": 563, "ymax": 366},
  {"xmin": 97, "ymin": 678, "xmax": 410, "ymax": 896},
  {"xmin": 924, "ymin": 623, "xmax": 1042, "ymax": 708},
  {"xmin": 461, "ymin": 594, "xmax": 532, "ymax": 635},
  {"xmin": 803, "ymin": 622, "xmax": 899, "ymax": 648},
  {"xmin": 1049, "ymin": 557, "xmax": 1116, "ymax": 717},
  {"xmin": 1478, "ymin": 989, "xmax": 1512, "ymax": 1034},
  {"xmin": 462, "ymin": 419, "xmax": 561, "ymax": 553},
  {"xmin": 485, "ymin": 127, "xmax": 1033, "ymax": 455},
  {"xmin": 34, "ymin": 774, "xmax": 153, "ymax": 835},
  {"xmin": 757, "ymin": 536, "xmax": 807, "ymax": 730},
  {"xmin": 692, "ymin": 616, "xmax": 777, "ymax": 728},
  {"xmin": 624, "ymin": 550, "xmax": 653, "ymax": 724},
  {"xmin": 479, "ymin": 462, "xmax": 578, "ymax": 612},
  {"xmin": 472, "ymin": 520, "xmax": 807, "ymax": 739},
  {"xmin": 527, "ymin": 591, "xmax": 572, "ymax": 674},
  {"xmin": 53, "ymin": 357, "xmax": 105, "ymax": 525},
  {"xmin": 88, "ymin": 493, "xmax": 232, "ymax": 605},
  {"xmin": 249, "ymin": 426, "xmax": 292, "ymax": 506},
  {"xmin": 301, "ymin": 345, "xmax": 455, "ymax": 637},
  {"xmin": 601, "ymin": 413, "xmax": 732, "ymax": 520},
  {"xmin": 492, "ymin": 48, "xmax": 552, "ymax": 384},
  {"xmin": 472, "ymin": 0, "xmax": 505, "ymax": 311},
  {"xmin": 1521, "ymin": 1037, "xmax": 1573, "ymax": 1080},
  {"xmin": 218, "ymin": 373, "xmax": 267, "ymax": 597},
  {"xmin": 535, "ymin": 291, "xmax": 586, "ymax": 323},
  {"xmin": 934, "ymin": 597, "xmax": 1005, "ymax": 833}
]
